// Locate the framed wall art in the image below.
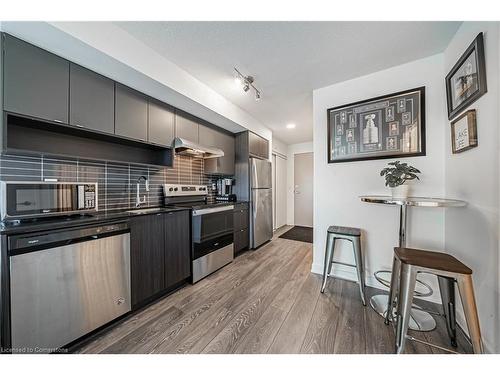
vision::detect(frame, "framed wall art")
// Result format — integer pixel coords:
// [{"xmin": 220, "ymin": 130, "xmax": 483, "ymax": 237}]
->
[
  {"xmin": 451, "ymin": 109, "xmax": 478, "ymax": 154},
  {"xmin": 445, "ymin": 32, "xmax": 487, "ymax": 120},
  {"xmin": 327, "ymin": 87, "xmax": 426, "ymax": 163}
]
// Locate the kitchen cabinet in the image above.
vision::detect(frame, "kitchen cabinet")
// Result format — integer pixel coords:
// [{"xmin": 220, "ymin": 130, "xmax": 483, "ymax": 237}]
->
[
  {"xmin": 200, "ymin": 125, "xmax": 235, "ymax": 175},
  {"xmin": 148, "ymin": 99, "xmax": 175, "ymax": 146},
  {"xmin": 175, "ymin": 113, "xmax": 199, "ymax": 143},
  {"xmin": 130, "ymin": 210, "xmax": 191, "ymax": 308},
  {"xmin": 3, "ymin": 33, "xmax": 69, "ymax": 124},
  {"xmin": 115, "ymin": 83, "xmax": 148, "ymax": 142},
  {"xmin": 234, "ymin": 202, "xmax": 249, "ymax": 254},
  {"xmin": 164, "ymin": 210, "xmax": 191, "ymax": 287},
  {"xmin": 248, "ymin": 131, "xmax": 269, "ymax": 159},
  {"xmin": 69, "ymin": 63, "xmax": 115, "ymax": 134},
  {"xmin": 130, "ymin": 213, "xmax": 166, "ymax": 307}
]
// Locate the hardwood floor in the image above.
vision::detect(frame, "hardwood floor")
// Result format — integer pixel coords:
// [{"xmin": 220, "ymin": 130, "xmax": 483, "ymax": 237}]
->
[{"xmin": 77, "ymin": 226, "xmax": 471, "ymax": 354}]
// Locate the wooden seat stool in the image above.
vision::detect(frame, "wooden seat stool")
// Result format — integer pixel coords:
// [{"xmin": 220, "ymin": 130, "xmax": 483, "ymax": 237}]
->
[{"xmin": 387, "ymin": 247, "xmax": 483, "ymax": 354}]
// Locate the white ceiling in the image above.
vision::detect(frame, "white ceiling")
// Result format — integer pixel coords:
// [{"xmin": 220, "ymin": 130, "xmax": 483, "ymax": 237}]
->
[{"xmin": 115, "ymin": 22, "xmax": 461, "ymax": 144}]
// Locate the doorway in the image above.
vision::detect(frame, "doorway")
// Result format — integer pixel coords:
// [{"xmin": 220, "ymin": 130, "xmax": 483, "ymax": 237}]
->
[{"xmin": 294, "ymin": 152, "xmax": 313, "ymax": 227}]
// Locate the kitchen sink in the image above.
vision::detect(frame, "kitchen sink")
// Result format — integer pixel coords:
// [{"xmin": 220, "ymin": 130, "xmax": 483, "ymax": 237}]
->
[{"xmin": 126, "ymin": 207, "xmax": 164, "ymax": 215}]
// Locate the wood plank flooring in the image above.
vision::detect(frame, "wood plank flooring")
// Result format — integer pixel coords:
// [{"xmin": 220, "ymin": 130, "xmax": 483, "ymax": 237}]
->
[{"xmin": 77, "ymin": 226, "xmax": 471, "ymax": 354}]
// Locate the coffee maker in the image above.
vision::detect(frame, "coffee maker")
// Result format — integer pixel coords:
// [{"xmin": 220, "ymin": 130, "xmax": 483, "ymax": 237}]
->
[{"xmin": 215, "ymin": 178, "xmax": 236, "ymax": 202}]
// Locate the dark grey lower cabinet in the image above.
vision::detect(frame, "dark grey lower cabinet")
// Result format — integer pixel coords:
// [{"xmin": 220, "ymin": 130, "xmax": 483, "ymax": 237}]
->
[
  {"xmin": 233, "ymin": 203, "xmax": 249, "ymax": 254},
  {"xmin": 164, "ymin": 210, "xmax": 191, "ymax": 287},
  {"xmin": 130, "ymin": 211, "xmax": 191, "ymax": 308}
]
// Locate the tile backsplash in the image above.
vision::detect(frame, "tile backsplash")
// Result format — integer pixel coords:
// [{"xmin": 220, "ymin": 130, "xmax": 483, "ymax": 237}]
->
[{"xmin": 0, "ymin": 153, "xmax": 226, "ymax": 212}]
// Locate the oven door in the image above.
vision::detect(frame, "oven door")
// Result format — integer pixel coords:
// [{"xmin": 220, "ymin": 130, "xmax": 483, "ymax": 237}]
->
[
  {"xmin": 191, "ymin": 205, "xmax": 234, "ymax": 244},
  {"xmin": 1, "ymin": 182, "xmax": 97, "ymax": 220}
]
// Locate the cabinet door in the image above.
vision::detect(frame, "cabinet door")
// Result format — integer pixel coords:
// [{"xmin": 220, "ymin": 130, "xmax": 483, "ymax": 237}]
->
[
  {"xmin": 234, "ymin": 228, "xmax": 249, "ymax": 254},
  {"xmin": 3, "ymin": 34, "xmax": 69, "ymax": 123},
  {"xmin": 164, "ymin": 210, "xmax": 191, "ymax": 287},
  {"xmin": 248, "ymin": 132, "xmax": 261, "ymax": 157},
  {"xmin": 149, "ymin": 99, "xmax": 175, "ymax": 146},
  {"xmin": 234, "ymin": 208, "xmax": 249, "ymax": 231},
  {"xmin": 115, "ymin": 83, "xmax": 148, "ymax": 142},
  {"xmin": 259, "ymin": 137, "xmax": 269, "ymax": 159},
  {"xmin": 69, "ymin": 63, "xmax": 115, "ymax": 134},
  {"xmin": 175, "ymin": 113, "xmax": 199, "ymax": 143},
  {"xmin": 201, "ymin": 126, "xmax": 235, "ymax": 175},
  {"xmin": 130, "ymin": 214, "xmax": 166, "ymax": 307}
]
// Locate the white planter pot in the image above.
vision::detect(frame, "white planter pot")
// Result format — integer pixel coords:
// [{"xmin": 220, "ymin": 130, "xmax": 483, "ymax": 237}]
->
[{"xmin": 391, "ymin": 184, "xmax": 410, "ymax": 199}]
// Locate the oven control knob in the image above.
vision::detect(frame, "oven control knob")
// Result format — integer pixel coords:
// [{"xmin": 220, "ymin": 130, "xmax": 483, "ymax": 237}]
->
[
  {"xmin": 169, "ymin": 188, "xmax": 173, "ymax": 192},
  {"xmin": 174, "ymin": 188, "xmax": 178, "ymax": 191}
]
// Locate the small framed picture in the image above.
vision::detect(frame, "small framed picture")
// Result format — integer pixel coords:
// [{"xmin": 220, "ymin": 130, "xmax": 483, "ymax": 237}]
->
[
  {"xmin": 451, "ymin": 109, "xmax": 477, "ymax": 153},
  {"xmin": 445, "ymin": 33, "xmax": 487, "ymax": 120}
]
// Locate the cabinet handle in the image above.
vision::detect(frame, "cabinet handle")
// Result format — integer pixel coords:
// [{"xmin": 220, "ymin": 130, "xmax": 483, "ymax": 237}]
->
[
  {"xmin": 75, "ymin": 124, "xmax": 84, "ymax": 128},
  {"xmin": 53, "ymin": 119, "xmax": 64, "ymax": 124}
]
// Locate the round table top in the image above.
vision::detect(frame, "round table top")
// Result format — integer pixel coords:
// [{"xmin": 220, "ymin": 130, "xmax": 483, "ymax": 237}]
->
[{"xmin": 359, "ymin": 195, "xmax": 467, "ymax": 208}]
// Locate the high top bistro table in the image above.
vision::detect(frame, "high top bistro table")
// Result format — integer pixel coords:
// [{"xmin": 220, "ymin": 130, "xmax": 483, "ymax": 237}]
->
[{"xmin": 360, "ymin": 195, "xmax": 467, "ymax": 331}]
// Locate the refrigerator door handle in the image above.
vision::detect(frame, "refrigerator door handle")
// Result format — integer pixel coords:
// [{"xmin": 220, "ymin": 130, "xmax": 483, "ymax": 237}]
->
[
  {"xmin": 253, "ymin": 190, "xmax": 257, "ymax": 221},
  {"xmin": 252, "ymin": 160, "xmax": 258, "ymax": 188}
]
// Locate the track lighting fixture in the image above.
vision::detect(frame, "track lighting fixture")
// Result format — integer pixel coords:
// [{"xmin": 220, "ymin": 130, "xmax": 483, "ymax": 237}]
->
[{"xmin": 234, "ymin": 67, "xmax": 262, "ymax": 101}]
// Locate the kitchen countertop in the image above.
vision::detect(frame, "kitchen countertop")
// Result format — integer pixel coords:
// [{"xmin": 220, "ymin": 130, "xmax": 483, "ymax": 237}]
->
[
  {"xmin": 0, "ymin": 202, "xmax": 249, "ymax": 235},
  {"xmin": 0, "ymin": 206, "xmax": 190, "ymax": 235}
]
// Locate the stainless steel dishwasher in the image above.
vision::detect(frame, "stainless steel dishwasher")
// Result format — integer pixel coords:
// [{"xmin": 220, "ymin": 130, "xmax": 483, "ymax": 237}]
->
[{"xmin": 8, "ymin": 221, "xmax": 131, "ymax": 352}]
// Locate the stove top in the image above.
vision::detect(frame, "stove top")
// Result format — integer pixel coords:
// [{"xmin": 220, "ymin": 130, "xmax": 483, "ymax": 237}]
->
[{"xmin": 169, "ymin": 201, "xmax": 235, "ymax": 211}]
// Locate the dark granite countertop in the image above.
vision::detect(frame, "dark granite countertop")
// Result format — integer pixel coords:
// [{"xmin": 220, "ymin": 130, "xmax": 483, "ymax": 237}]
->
[{"xmin": 0, "ymin": 206, "xmax": 190, "ymax": 235}]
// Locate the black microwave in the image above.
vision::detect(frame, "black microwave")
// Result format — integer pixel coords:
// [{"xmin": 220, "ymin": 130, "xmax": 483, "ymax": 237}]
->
[{"xmin": 0, "ymin": 181, "xmax": 98, "ymax": 221}]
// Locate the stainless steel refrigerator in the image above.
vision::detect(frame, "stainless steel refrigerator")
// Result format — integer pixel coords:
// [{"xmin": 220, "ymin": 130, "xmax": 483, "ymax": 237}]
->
[{"xmin": 250, "ymin": 157, "xmax": 273, "ymax": 248}]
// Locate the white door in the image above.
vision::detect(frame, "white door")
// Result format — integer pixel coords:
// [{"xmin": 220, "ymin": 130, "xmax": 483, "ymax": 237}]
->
[{"xmin": 294, "ymin": 152, "xmax": 313, "ymax": 227}]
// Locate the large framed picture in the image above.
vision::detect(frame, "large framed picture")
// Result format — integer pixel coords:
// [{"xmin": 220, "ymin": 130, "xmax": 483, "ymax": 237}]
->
[
  {"xmin": 445, "ymin": 32, "xmax": 487, "ymax": 120},
  {"xmin": 451, "ymin": 109, "xmax": 478, "ymax": 154},
  {"xmin": 327, "ymin": 87, "xmax": 426, "ymax": 163}
]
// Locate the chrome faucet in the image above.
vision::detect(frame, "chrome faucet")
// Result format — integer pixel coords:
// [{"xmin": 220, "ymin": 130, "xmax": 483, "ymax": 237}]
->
[{"xmin": 135, "ymin": 175, "xmax": 149, "ymax": 208}]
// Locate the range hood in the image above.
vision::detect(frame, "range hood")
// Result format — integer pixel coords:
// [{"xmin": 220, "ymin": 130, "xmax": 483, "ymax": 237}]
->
[{"xmin": 172, "ymin": 137, "xmax": 224, "ymax": 159}]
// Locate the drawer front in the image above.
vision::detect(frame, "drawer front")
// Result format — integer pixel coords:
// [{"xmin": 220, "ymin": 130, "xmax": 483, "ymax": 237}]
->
[
  {"xmin": 234, "ymin": 228, "xmax": 249, "ymax": 253},
  {"xmin": 234, "ymin": 202, "xmax": 248, "ymax": 211},
  {"xmin": 234, "ymin": 209, "xmax": 249, "ymax": 231}
]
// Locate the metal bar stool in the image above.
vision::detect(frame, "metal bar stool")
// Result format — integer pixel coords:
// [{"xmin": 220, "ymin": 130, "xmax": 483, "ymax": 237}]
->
[
  {"xmin": 387, "ymin": 247, "xmax": 483, "ymax": 354},
  {"xmin": 320, "ymin": 225, "xmax": 366, "ymax": 306}
]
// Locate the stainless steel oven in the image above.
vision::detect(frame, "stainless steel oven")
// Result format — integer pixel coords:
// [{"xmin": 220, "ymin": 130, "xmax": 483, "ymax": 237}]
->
[
  {"xmin": 0, "ymin": 181, "xmax": 98, "ymax": 221},
  {"xmin": 192, "ymin": 205, "xmax": 234, "ymax": 283}
]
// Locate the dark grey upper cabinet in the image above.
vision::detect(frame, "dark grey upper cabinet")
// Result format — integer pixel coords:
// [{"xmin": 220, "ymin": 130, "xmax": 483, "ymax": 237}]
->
[
  {"xmin": 115, "ymin": 83, "xmax": 148, "ymax": 142},
  {"xmin": 69, "ymin": 63, "xmax": 115, "ymax": 134},
  {"xmin": 3, "ymin": 34, "xmax": 69, "ymax": 123},
  {"xmin": 148, "ymin": 99, "xmax": 175, "ymax": 147},
  {"xmin": 200, "ymin": 125, "xmax": 235, "ymax": 175},
  {"xmin": 248, "ymin": 131, "xmax": 269, "ymax": 159},
  {"xmin": 175, "ymin": 113, "xmax": 199, "ymax": 143}
]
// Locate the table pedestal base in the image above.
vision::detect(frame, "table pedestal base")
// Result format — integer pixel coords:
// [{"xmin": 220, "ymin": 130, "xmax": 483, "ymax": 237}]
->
[{"xmin": 369, "ymin": 294, "xmax": 436, "ymax": 332}]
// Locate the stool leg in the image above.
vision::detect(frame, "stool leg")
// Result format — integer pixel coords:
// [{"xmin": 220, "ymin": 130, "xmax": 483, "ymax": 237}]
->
[
  {"xmin": 457, "ymin": 274, "xmax": 484, "ymax": 354},
  {"xmin": 437, "ymin": 276, "xmax": 457, "ymax": 347},
  {"xmin": 385, "ymin": 256, "xmax": 401, "ymax": 325},
  {"xmin": 395, "ymin": 264, "xmax": 416, "ymax": 354},
  {"xmin": 321, "ymin": 234, "xmax": 336, "ymax": 293},
  {"xmin": 352, "ymin": 236, "xmax": 366, "ymax": 306}
]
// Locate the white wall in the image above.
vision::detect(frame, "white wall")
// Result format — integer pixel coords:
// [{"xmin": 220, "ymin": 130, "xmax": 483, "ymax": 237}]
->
[
  {"xmin": 313, "ymin": 54, "xmax": 446, "ymax": 295},
  {"xmin": 286, "ymin": 142, "xmax": 314, "ymax": 225},
  {"xmin": 272, "ymin": 136, "xmax": 288, "ymax": 157},
  {"xmin": 443, "ymin": 22, "xmax": 499, "ymax": 353}
]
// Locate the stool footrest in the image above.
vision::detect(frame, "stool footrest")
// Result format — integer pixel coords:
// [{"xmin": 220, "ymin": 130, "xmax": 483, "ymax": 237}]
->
[
  {"xmin": 331, "ymin": 260, "xmax": 357, "ymax": 268},
  {"xmin": 406, "ymin": 335, "xmax": 459, "ymax": 354}
]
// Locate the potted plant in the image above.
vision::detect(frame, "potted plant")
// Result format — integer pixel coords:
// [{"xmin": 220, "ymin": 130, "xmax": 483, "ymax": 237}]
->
[{"xmin": 380, "ymin": 161, "xmax": 421, "ymax": 198}]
